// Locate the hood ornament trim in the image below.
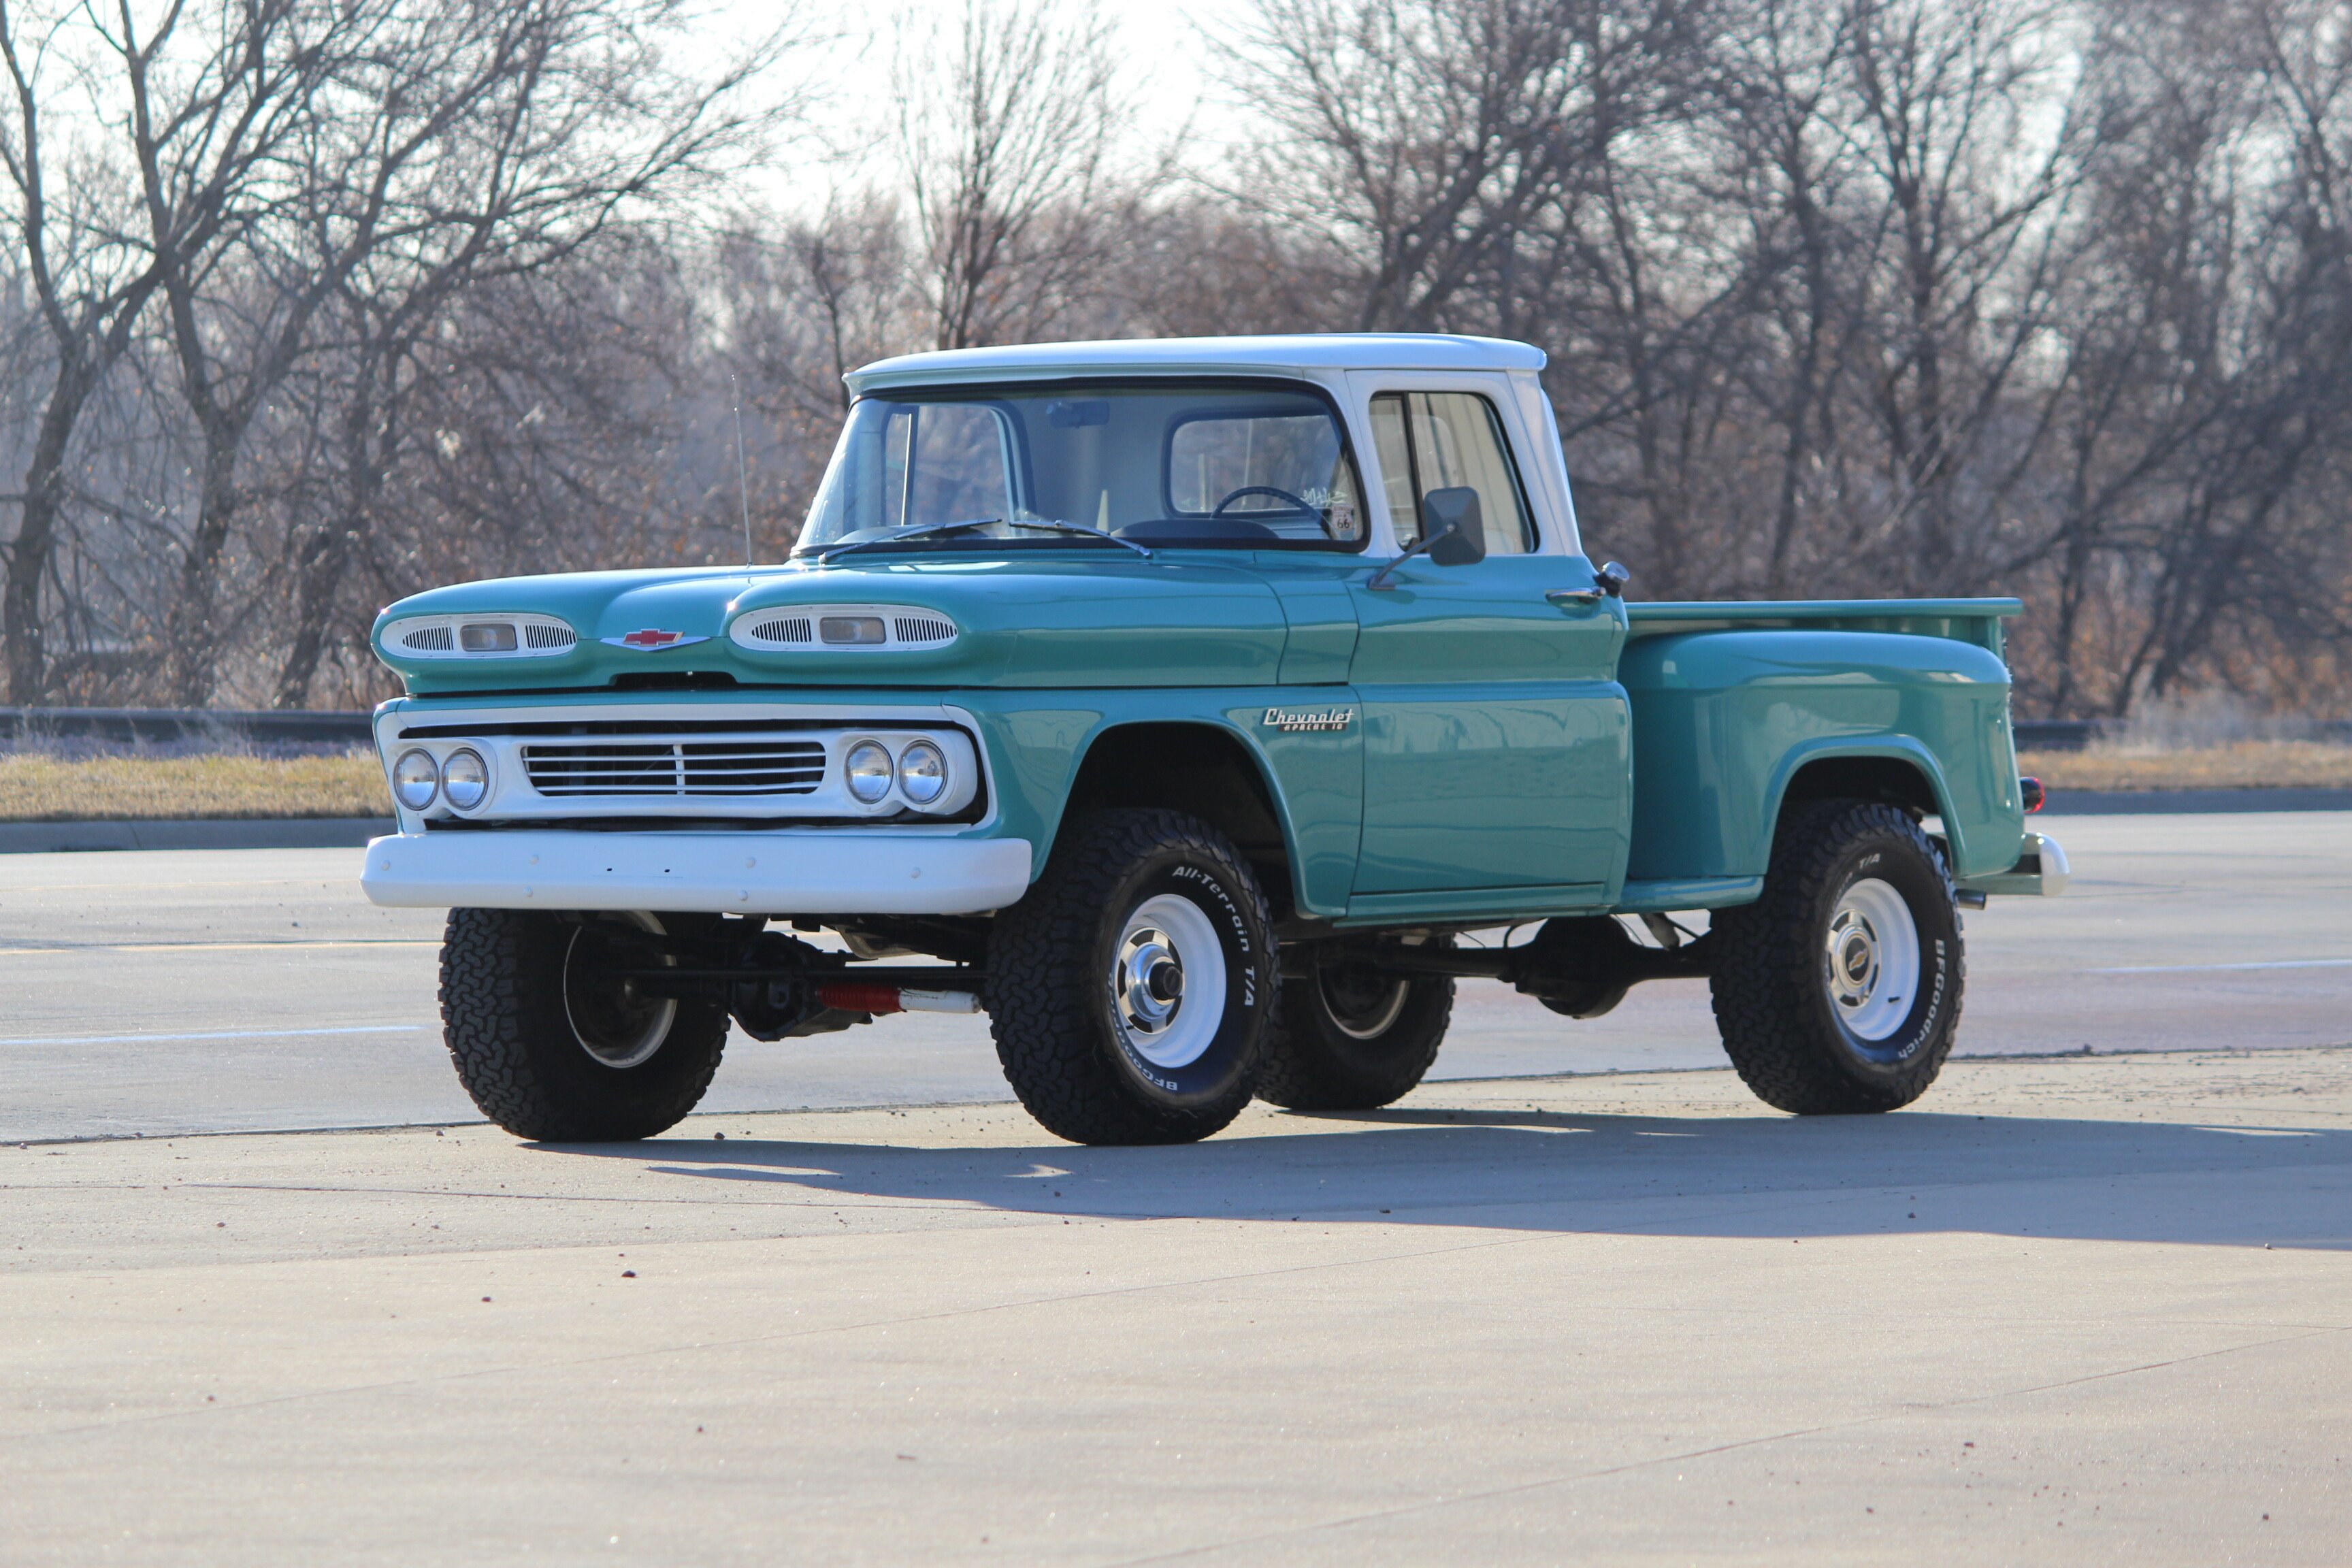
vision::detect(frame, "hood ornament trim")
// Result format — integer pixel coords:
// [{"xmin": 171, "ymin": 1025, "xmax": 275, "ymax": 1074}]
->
[{"xmin": 602, "ymin": 629, "xmax": 710, "ymax": 651}]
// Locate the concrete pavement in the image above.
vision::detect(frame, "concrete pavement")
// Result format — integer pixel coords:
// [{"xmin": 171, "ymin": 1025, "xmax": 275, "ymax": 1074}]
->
[
  {"xmin": 2, "ymin": 1049, "xmax": 2346, "ymax": 1563},
  {"xmin": 3, "ymin": 810, "xmax": 2351, "ymax": 1142}
]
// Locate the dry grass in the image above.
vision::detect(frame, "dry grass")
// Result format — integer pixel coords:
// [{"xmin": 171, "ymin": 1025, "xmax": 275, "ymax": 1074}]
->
[
  {"xmin": 0, "ymin": 752, "xmax": 389, "ymax": 821},
  {"xmin": 3, "ymin": 736, "xmax": 2345, "ymax": 821},
  {"xmin": 2019, "ymin": 740, "xmax": 2352, "ymax": 791}
]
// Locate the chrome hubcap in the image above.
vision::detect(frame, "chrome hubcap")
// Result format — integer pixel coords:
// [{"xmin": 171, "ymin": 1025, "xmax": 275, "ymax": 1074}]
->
[
  {"xmin": 1109, "ymin": 893, "xmax": 1228, "ymax": 1071},
  {"xmin": 1116, "ymin": 928, "xmax": 1187, "ymax": 1033}
]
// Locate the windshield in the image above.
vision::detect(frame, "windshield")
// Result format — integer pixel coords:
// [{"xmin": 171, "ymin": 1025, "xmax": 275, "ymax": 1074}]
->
[{"xmin": 796, "ymin": 380, "xmax": 1367, "ymax": 553}]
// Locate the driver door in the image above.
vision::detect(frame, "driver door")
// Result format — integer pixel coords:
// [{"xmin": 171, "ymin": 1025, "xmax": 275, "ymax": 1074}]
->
[{"xmin": 1343, "ymin": 378, "xmax": 1629, "ymax": 904}]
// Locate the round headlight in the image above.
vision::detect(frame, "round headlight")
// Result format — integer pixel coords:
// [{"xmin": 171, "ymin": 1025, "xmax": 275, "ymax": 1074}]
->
[
  {"xmin": 442, "ymin": 748, "xmax": 489, "ymax": 811},
  {"xmin": 845, "ymin": 740, "xmax": 893, "ymax": 803},
  {"xmin": 392, "ymin": 749, "xmax": 439, "ymax": 811},
  {"xmin": 897, "ymin": 740, "xmax": 947, "ymax": 806}
]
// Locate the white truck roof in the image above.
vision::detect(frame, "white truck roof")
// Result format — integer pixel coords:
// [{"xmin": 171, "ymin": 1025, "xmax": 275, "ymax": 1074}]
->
[{"xmin": 847, "ymin": 333, "xmax": 1548, "ymax": 392}]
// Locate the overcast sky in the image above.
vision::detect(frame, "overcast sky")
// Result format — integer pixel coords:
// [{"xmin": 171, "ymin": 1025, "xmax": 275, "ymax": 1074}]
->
[{"xmin": 703, "ymin": 0, "xmax": 1254, "ymax": 209}]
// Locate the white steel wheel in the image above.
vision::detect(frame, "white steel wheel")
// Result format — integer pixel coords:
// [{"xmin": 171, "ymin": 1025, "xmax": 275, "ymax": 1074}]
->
[
  {"xmin": 562, "ymin": 912, "xmax": 678, "ymax": 1068},
  {"xmin": 1821, "ymin": 877, "xmax": 1919, "ymax": 1043},
  {"xmin": 1109, "ymin": 892, "xmax": 1228, "ymax": 1071}
]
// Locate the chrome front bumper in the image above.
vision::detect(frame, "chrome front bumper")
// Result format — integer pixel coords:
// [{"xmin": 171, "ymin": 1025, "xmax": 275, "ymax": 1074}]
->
[
  {"xmin": 361, "ymin": 829, "xmax": 1034, "ymax": 915},
  {"xmin": 1960, "ymin": 830, "xmax": 2070, "ymax": 898}
]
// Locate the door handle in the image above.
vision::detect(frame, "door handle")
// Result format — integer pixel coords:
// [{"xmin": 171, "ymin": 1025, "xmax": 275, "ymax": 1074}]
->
[{"xmin": 1546, "ymin": 588, "xmax": 1604, "ymax": 608}]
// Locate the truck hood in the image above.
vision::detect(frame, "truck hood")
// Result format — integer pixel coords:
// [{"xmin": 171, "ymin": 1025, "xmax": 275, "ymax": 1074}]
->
[{"xmin": 372, "ymin": 555, "xmax": 1293, "ymax": 696}]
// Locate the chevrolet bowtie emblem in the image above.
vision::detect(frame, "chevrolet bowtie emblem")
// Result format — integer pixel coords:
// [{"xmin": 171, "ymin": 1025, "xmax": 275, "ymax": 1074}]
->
[{"xmin": 602, "ymin": 628, "xmax": 710, "ymax": 650}]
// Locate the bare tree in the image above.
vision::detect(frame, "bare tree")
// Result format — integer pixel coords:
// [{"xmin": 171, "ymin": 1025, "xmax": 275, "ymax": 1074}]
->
[
  {"xmin": 1228, "ymin": 0, "xmax": 1710, "ymax": 332},
  {"xmin": 0, "ymin": 0, "xmax": 322, "ymax": 702},
  {"xmin": 261, "ymin": 0, "xmax": 796, "ymax": 707},
  {"xmin": 895, "ymin": 0, "xmax": 1139, "ymax": 350}
]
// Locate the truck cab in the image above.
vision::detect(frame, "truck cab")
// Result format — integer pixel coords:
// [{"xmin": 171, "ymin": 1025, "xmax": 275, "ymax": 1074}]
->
[{"xmin": 362, "ymin": 334, "xmax": 2063, "ymax": 1145}]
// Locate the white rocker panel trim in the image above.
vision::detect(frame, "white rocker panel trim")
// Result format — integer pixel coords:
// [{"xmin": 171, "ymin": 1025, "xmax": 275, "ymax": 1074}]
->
[{"xmin": 362, "ymin": 830, "xmax": 1035, "ymax": 915}]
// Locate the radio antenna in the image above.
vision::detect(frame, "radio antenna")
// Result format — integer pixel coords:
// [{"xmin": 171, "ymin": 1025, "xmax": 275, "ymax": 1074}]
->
[{"xmin": 732, "ymin": 374, "xmax": 753, "ymax": 567}]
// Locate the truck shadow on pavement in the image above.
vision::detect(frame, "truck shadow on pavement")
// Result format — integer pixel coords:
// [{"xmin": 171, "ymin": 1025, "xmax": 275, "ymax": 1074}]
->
[{"xmin": 551, "ymin": 1106, "xmax": 2352, "ymax": 1252}]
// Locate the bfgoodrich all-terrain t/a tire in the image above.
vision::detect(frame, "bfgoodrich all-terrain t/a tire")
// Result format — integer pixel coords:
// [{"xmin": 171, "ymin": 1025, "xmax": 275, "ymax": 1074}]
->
[
  {"xmin": 1257, "ymin": 950, "xmax": 1454, "ymax": 1111},
  {"xmin": 986, "ymin": 808, "xmax": 1277, "ymax": 1145},
  {"xmin": 1708, "ymin": 800, "xmax": 1965, "ymax": 1115},
  {"xmin": 438, "ymin": 907, "xmax": 729, "ymax": 1141}
]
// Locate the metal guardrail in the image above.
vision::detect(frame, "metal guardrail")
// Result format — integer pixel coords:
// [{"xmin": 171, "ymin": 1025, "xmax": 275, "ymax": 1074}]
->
[
  {"xmin": 0, "ymin": 706, "xmax": 374, "ymax": 745},
  {"xmin": 2014, "ymin": 717, "xmax": 2352, "ymax": 751},
  {"xmin": 1, "ymin": 707, "xmax": 2341, "ymax": 754},
  {"xmin": 2013, "ymin": 719, "xmax": 2100, "ymax": 751}
]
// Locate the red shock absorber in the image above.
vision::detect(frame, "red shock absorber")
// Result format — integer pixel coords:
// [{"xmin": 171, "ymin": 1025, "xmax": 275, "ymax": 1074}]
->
[{"xmin": 815, "ymin": 981, "xmax": 905, "ymax": 1015}]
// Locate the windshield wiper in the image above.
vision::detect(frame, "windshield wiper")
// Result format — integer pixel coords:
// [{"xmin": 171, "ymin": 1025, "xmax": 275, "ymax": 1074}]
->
[
  {"xmin": 996, "ymin": 518, "xmax": 1154, "ymax": 559},
  {"xmin": 809, "ymin": 516, "xmax": 1153, "ymax": 564},
  {"xmin": 809, "ymin": 518, "xmax": 1003, "ymax": 564}
]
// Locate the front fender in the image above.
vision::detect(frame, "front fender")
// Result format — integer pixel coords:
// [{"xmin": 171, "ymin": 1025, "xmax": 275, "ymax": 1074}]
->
[{"xmin": 957, "ymin": 691, "xmax": 1362, "ymax": 919}]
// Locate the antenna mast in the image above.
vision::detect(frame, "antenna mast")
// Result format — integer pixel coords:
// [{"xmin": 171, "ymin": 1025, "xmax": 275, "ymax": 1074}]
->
[{"xmin": 732, "ymin": 375, "xmax": 753, "ymax": 567}]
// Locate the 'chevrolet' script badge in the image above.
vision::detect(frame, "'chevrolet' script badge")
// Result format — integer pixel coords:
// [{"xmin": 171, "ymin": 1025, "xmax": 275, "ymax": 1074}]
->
[
  {"xmin": 1262, "ymin": 706, "xmax": 1355, "ymax": 733},
  {"xmin": 602, "ymin": 628, "xmax": 710, "ymax": 650}
]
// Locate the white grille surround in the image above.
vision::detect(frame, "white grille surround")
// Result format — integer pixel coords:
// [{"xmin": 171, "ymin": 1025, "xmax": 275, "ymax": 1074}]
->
[
  {"xmin": 378, "ymin": 710, "xmax": 985, "ymax": 825},
  {"xmin": 730, "ymin": 603, "xmax": 960, "ymax": 653},
  {"xmin": 381, "ymin": 612, "xmax": 580, "ymax": 660}
]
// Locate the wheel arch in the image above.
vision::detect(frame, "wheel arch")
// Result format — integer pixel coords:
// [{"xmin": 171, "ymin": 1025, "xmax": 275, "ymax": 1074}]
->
[
  {"xmin": 1058, "ymin": 720, "xmax": 1302, "ymax": 917},
  {"xmin": 1766, "ymin": 740, "xmax": 1967, "ymax": 867}
]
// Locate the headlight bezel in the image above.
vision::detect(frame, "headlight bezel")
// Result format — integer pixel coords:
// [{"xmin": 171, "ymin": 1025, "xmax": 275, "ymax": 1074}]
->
[{"xmin": 391, "ymin": 749, "xmax": 440, "ymax": 812}]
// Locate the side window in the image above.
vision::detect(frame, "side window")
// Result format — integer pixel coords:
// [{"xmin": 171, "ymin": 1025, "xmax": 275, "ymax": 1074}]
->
[{"xmin": 1369, "ymin": 391, "xmax": 1535, "ymax": 555}]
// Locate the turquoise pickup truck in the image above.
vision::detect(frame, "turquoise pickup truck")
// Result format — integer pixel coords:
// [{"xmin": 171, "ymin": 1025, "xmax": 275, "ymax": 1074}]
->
[{"xmin": 362, "ymin": 333, "xmax": 2065, "ymax": 1145}]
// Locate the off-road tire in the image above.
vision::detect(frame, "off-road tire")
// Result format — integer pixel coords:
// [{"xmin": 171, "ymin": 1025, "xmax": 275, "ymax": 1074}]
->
[
  {"xmin": 987, "ymin": 808, "xmax": 1276, "ymax": 1145},
  {"xmin": 1258, "ymin": 954, "xmax": 1454, "ymax": 1111},
  {"xmin": 1709, "ymin": 800, "xmax": 1964, "ymax": 1114},
  {"xmin": 439, "ymin": 908, "xmax": 729, "ymax": 1141}
]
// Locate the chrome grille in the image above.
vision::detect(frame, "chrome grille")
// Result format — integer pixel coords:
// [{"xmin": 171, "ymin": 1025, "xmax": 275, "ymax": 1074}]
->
[
  {"xmin": 524, "ymin": 622, "xmax": 577, "ymax": 649},
  {"xmin": 522, "ymin": 738, "xmax": 827, "ymax": 797},
  {"xmin": 402, "ymin": 625, "xmax": 455, "ymax": 651}
]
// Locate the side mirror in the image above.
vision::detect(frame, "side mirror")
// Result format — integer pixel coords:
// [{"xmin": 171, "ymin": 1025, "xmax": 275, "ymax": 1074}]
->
[
  {"xmin": 1420, "ymin": 487, "xmax": 1487, "ymax": 567},
  {"xmin": 1365, "ymin": 487, "xmax": 1490, "ymax": 591}
]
